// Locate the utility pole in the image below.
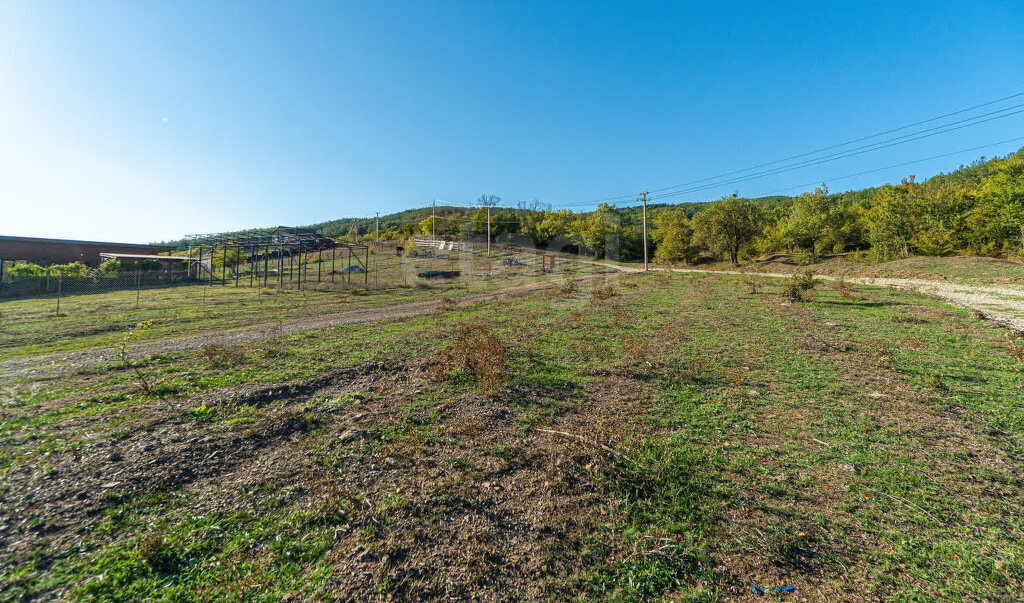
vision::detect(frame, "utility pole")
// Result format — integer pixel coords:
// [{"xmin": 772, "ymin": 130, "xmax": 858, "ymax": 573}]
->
[
  {"xmin": 487, "ymin": 205, "xmax": 491, "ymax": 257},
  {"xmin": 375, "ymin": 212, "xmax": 380, "ymax": 243},
  {"xmin": 432, "ymin": 199, "xmax": 436, "ymax": 240},
  {"xmin": 641, "ymin": 191, "xmax": 649, "ymax": 272}
]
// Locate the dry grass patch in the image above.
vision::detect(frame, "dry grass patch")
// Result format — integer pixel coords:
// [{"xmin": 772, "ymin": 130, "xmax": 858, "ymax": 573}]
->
[
  {"xmin": 431, "ymin": 323, "xmax": 508, "ymax": 392},
  {"xmin": 199, "ymin": 343, "xmax": 246, "ymax": 368}
]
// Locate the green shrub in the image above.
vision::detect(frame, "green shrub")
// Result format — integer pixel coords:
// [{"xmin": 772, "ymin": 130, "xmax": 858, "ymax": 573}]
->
[
  {"xmin": 211, "ymin": 249, "xmax": 247, "ymax": 268},
  {"xmin": 10, "ymin": 261, "xmax": 93, "ymax": 277},
  {"xmin": 99, "ymin": 258, "xmax": 123, "ymax": 276},
  {"xmin": 50, "ymin": 262, "xmax": 91, "ymax": 277},
  {"xmin": 8, "ymin": 263, "xmax": 46, "ymax": 277},
  {"xmin": 781, "ymin": 270, "xmax": 817, "ymax": 302}
]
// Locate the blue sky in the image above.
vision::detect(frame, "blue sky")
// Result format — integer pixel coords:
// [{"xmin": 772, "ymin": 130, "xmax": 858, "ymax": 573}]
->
[{"xmin": 2, "ymin": 0, "xmax": 1023, "ymax": 243}]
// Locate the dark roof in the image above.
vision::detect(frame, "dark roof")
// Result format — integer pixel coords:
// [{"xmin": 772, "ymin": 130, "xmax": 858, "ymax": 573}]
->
[
  {"xmin": 0, "ymin": 235, "xmax": 175, "ymax": 267},
  {"xmin": 0, "ymin": 235, "xmax": 174, "ymax": 249}
]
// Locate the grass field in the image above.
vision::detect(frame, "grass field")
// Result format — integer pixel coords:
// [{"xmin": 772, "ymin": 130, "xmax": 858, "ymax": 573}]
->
[
  {"xmin": 0, "ymin": 249, "xmax": 602, "ymax": 359},
  {"xmin": 685, "ymin": 254, "xmax": 1024, "ymax": 285},
  {"xmin": 2, "ymin": 271, "xmax": 1023, "ymax": 600}
]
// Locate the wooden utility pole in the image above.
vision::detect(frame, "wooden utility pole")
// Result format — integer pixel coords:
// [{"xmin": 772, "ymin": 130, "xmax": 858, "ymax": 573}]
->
[
  {"xmin": 432, "ymin": 200, "xmax": 436, "ymax": 240},
  {"xmin": 375, "ymin": 212, "xmax": 380, "ymax": 242},
  {"xmin": 641, "ymin": 191, "xmax": 649, "ymax": 272},
  {"xmin": 487, "ymin": 205, "xmax": 491, "ymax": 257}
]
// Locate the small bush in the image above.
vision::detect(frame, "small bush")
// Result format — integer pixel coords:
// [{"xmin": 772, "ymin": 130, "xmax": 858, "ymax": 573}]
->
[
  {"xmin": 137, "ymin": 532, "xmax": 180, "ymax": 574},
  {"xmin": 549, "ymin": 280, "xmax": 578, "ymax": 297},
  {"xmin": 434, "ymin": 297, "xmax": 458, "ymax": 319},
  {"xmin": 200, "ymin": 344, "xmax": 245, "ymax": 368},
  {"xmin": 741, "ymin": 268, "xmax": 763, "ymax": 294},
  {"xmin": 1009, "ymin": 344, "xmax": 1024, "ymax": 369},
  {"xmin": 188, "ymin": 402, "xmax": 216, "ymax": 421},
  {"xmin": 830, "ymin": 277, "xmax": 860, "ymax": 301},
  {"xmin": 116, "ymin": 321, "xmax": 153, "ymax": 395},
  {"xmin": 99, "ymin": 258, "xmax": 123, "ymax": 276},
  {"xmin": 781, "ymin": 271, "xmax": 817, "ymax": 302},
  {"xmin": 432, "ymin": 323, "xmax": 508, "ymax": 392},
  {"xmin": 924, "ymin": 371, "xmax": 948, "ymax": 391},
  {"xmin": 591, "ymin": 284, "xmax": 616, "ymax": 301}
]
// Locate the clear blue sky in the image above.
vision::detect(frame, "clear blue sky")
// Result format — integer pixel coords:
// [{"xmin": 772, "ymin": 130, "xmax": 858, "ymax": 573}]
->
[{"xmin": 2, "ymin": 0, "xmax": 1023, "ymax": 243}]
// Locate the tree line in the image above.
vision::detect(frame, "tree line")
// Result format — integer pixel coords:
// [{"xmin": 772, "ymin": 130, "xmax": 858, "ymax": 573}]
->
[{"xmin": 155, "ymin": 147, "xmax": 1023, "ymax": 265}]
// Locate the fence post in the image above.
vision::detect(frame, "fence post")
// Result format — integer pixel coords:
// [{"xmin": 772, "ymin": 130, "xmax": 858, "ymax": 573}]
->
[
  {"xmin": 56, "ymin": 271, "xmax": 62, "ymax": 316},
  {"xmin": 136, "ymin": 265, "xmax": 141, "ymax": 309}
]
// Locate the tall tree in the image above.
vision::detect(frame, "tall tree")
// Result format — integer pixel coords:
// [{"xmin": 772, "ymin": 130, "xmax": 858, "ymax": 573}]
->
[
  {"xmin": 692, "ymin": 194, "xmax": 762, "ymax": 266},
  {"xmin": 866, "ymin": 180, "xmax": 921, "ymax": 261},
  {"xmin": 973, "ymin": 152, "xmax": 1024, "ymax": 254},
  {"xmin": 781, "ymin": 184, "xmax": 830, "ymax": 257},
  {"xmin": 652, "ymin": 207, "xmax": 699, "ymax": 264}
]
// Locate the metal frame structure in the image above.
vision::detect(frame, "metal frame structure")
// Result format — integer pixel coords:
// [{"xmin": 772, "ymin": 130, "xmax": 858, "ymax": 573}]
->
[{"xmin": 184, "ymin": 227, "xmax": 371, "ymax": 289}]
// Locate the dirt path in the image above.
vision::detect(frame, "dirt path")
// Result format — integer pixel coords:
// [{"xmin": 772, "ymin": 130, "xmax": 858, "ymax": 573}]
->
[
  {"xmin": 671, "ymin": 268, "xmax": 1024, "ymax": 331},
  {"xmin": 0, "ymin": 277, "xmax": 594, "ymax": 381},
  {"xmin": 571, "ymin": 258, "xmax": 1024, "ymax": 331},
  {"xmin": 7, "ymin": 261, "xmax": 1022, "ymax": 382}
]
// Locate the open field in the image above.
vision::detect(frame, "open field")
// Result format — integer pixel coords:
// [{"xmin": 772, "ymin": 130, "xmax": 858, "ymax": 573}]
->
[
  {"xmin": 0, "ymin": 249, "xmax": 603, "ymax": 360},
  {"xmin": 2, "ymin": 270, "xmax": 1023, "ymax": 600}
]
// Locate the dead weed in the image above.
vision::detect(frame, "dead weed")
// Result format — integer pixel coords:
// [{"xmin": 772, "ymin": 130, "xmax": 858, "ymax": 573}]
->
[{"xmin": 432, "ymin": 323, "xmax": 508, "ymax": 392}]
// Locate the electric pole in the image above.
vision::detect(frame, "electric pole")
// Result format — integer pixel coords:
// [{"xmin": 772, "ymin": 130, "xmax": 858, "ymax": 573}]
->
[
  {"xmin": 487, "ymin": 205, "xmax": 491, "ymax": 256},
  {"xmin": 432, "ymin": 199, "xmax": 436, "ymax": 240},
  {"xmin": 375, "ymin": 211, "xmax": 379, "ymax": 243},
  {"xmin": 641, "ymin": 191, "xmax": 649, "ymax": 271}
]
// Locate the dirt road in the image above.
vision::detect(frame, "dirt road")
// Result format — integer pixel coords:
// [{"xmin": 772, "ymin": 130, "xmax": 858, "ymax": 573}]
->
[
  {"xmin": 0, "ymin": 278, "xmax": 587, "ymax": 381},
  {"xmin": 6, "ymin": 261, "xmax": 1023, "ymax": 381}
]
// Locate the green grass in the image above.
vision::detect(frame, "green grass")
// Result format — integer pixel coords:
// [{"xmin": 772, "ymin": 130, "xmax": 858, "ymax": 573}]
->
[
  {"xmin": 2, "ymin": 272, "xmax": 1023, "ymax": 599},
  {"xmin": 687, "ymin": 253, "xmax": 1024, "ymax": 286},
  {"xmin": 0, "ymin": 249, "xmax": 604, "ymax": 359}
]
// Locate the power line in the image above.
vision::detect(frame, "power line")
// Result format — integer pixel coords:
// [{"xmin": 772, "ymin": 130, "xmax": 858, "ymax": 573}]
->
[
  {"xmin": 398, "ymin": 136, "xmax": 1022, "ymax": 228},
  {"xmin": 647, "ymin": 105, "xmax": 1024, "ymax": 201},
  {"xmin": 427, "ymin": 95, "xmax": 1024, "ymax": 218},
  {"xmin": 542, "ymin": 136, "xmax": 1024, "ymax": 213},
  {"xmin": 560, "ymin": 90, "xmax": 1024, "ymax": 208},
  {"xmin": 646, "ymin": 92, "xmax": 1024, "ymax": 196},
  {"xmin": 753, "ymin": 135, "xmax": 1024, "ymax": 196}
]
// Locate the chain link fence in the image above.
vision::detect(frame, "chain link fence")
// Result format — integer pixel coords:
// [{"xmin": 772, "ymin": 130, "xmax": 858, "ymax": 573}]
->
[
  {"xmin": 0, "ymin": 267, "xmax": 194, "ymax": 300},
  {"xmin": 0, "ymin": 242, "xmax": 616, "ymax": 366}
]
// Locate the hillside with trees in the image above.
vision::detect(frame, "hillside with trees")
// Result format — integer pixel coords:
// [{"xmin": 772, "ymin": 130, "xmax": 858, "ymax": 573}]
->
[
  {"xmin": 311, "ymin": 147, "xmax": 1024, "ymax": 265},
  {"xmin": 156, "ymin": 147, "xmax": 1024, "ymax": 265}
]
